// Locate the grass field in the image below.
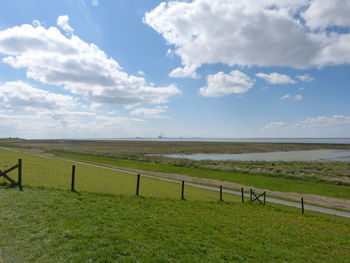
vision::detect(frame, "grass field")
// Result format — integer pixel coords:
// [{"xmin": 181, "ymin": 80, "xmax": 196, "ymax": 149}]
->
[
  {"xmin": 48, "ymin": 151, "xmax": 350, "ymax": 200},
  {"xmin": 1, "ymin": 142, "xmax": 350, "ymax": 262},
  {"xmin": 1, "ymin": 187, "xmax": 349, "ymax": 263},
  {"xmin": 0, "ymin": 148, "xmax": 238, "ymax": 202},
  {"xmin": 3, "ymin": 139, "xmax": 350, "ymax": 187},
  {"xmin": 7, "ymin": 139, "xmax": 350, "ymax": 155}
]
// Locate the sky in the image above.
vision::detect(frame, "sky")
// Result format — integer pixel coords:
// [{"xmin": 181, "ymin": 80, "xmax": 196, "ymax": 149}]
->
[{"xmin": 0, "ymin": 0, "xmax": 350, "ymax": 139}]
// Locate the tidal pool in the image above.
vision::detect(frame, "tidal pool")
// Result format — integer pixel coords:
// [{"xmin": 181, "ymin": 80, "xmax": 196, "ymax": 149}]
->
[{"xmin": 163, "ymin": 149, "xmax": 350, "ymax": 162}]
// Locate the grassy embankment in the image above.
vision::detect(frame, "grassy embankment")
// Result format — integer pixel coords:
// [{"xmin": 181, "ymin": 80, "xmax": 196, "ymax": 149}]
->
[
  {"xmin": 0, "ymin": 148, "xmax": 238, "ymax": 202},
  {"xmin": 2, "ymin": 140, "xmax": 350, "ymax": 199},
  {"xmin": 6, "ymin": 139, "xmax": 350, "ymax": 186},
  {"xmin": 0, "ymin": 186, "xmax": 349, "ymax": 263},
  {"xmin": 50, "ymin": 151, "xmax": 350, "ymax": 200},
  {"xmin": 5, "ymin": 140, "xmax": 350, "ymax": 185}
]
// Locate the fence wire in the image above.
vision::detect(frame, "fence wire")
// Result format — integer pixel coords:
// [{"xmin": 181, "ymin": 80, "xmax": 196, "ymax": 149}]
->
[{"xmin": 0, "ymin": 148, "xmax": 241, "ymax": 202}]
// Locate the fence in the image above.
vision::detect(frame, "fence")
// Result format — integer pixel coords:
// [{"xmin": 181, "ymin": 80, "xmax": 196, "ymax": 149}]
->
[
  {"xmin": 0, "ymin": 149, "xmax": 307, "ymax": 213},
  {"xmin": 0, "ymin": 158, "xmax": 22, "ymax": 191}
]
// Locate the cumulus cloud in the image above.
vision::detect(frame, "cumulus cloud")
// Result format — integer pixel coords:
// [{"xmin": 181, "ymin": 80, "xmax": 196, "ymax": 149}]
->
[
  {"xmin": 144, "ymin": 0, "xmax": 350, "ymax": 77},
  {"xmin": 130, "ymin": 106, "xmax": 168, "ymax": 118},
  {"xmin": 200, "ymin": 70, "xmax": 253, "ymax": 97},
  {"xmin": 0, "ymin": 81, "xmax": 76, "ymax": 111},
  {"xmin": 57, "ymin": 15, "xmax": 74, "ymax": 34},
  {"xmin": 256, "ymin": 72, "xmax": 296, "ymax": 84},
  {"xmin": 263, "ymin": 115, "xmax": 350, "ymax": 137},
  {"xmin": 169, "ymin": 66, "xmax": 198, "ymax": 79},
  {"xmin": 297, "ymin": 74, "xmax": 314, "ymax": 82},
  {"xmin": 303, "ymin": 0, "xmax": 350, "ymax": 30},
  {"xmin": 0, "ymin": 17, "xmax": 181, "ymax": 105},
  {"xmin": 0, "ymin": 83, "xmax": 148, "ymax": 138}
]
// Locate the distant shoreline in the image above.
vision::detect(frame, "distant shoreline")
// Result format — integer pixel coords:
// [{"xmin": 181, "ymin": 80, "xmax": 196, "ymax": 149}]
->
[
  {"xmin": 77, "ymin": 138, "xmax": 350, "ymax": 144},
  {"xmin": 5, "ymin": 137, "xmax": 350, "ymax": 144}
]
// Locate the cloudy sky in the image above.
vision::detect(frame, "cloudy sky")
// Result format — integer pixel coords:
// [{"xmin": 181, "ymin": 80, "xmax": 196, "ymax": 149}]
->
[{"xmin": 0, "ymin": 0, "xmax": 350, "ymax": 139}]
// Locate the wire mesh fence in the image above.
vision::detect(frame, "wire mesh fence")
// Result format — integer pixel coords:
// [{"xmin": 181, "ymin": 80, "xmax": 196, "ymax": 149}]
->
[{"xmin": 0, "ymin": 148, "xmax": 242, "ymax": 202}]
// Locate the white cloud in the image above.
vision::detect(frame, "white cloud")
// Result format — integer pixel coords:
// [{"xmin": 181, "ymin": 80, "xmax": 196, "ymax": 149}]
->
[
  {"xmin": 280, "ymin": 94, "xmax": 303, "ymax": 101},
  {"xmin": 57, "ymin": 15, "xmax": 74, "ymax": 34},
  {"xmin": 169, "ymin": 66, "xmax": 198, "ymax": 79},
  {"xmin": 256, "ymin": 72, "xmax": 296, "ymax": 84},
  {"xmin": 296, "ymin": 115, "xmax": 350, "ymax": 129},
  {"xmin": 0, "ymin": 81, "xmax": 76, "ymax": 111},
  {"xmin": 263, "ymin": 115, "xmax": 350, "ymax": 137},
  {"xmin": 130, "ymin": 106, "xmax": 168, "ymax": 118},
  {"xmin": 0, "ymin": 112, "xmax": 147, "ymax": 139},
  {"xmin": 144, "ymin": 0, "xmax": 350, "ymax": 77},
  {"xmin": 200, "ymin": 70, "xmax": 253, "ymax": 97},
  {"xmin": 0, "ymin": 17, "xmax": 181, "ymax": 106},
  {"xmin": 263, "ymin": 121, "xmax": 288, "ymax": 130},
  {"xmin": 297, "ymin": 74, "xmax": 314, "ymax": 82},
  {"xmin": 303, "ymin": 0, "xmax": 350, "ymax": 30},
  {"xmin": 280, "ymin": 94, "xmax": 290, "ymax": 100}
]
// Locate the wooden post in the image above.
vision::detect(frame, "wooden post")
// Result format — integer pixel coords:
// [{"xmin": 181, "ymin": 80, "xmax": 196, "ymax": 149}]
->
[
  {"xmin": 250, "ymin": 188, "xmax": 252, "ymax": 201},
  {"xmin": 263, "ymin": 192, "xmax": 266, "ymax": 205},
  {"xmin": 18, "ymin": 159, "xmax": 23, "ymax": 191},
  {"xmin": 136, "ymin": 174, "xmax": 140, "ymax": 196},
  {"xmin": 71, "ymin": 165, "xmax": 76, "ymax": 192},
  {"xmin": 301, "ymin": 198, "xmax": 304, "ymax": 214},
  {"xmin": 220, "ymin": 185, "xmax": 223, "ymax": 201},
  {"xmin": 181, "ymin": 181, "xmax": 185, "ymax": 200},
  {"xmin": 241, "ymin": 187, "xmax": 244, "ymax": 203}
]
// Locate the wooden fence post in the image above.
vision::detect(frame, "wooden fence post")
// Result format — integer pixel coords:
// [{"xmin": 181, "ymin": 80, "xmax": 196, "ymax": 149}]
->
[
  {"xmin": 181, "ymin": 181, "xmax": 185, "ymax": 200},
  {"xmin": 241, "ymin": 187, "xmax": 244, "ymax": 203},
  {"xmin": 263, "ymin": 192, "xmax": 266, "ymax": 205},
  {"xmin": 301, "ymin": 198, "xmax": 304, "ymax": 214},
  {"xmin": 136, "ymin": 174, "xmax": 141, "ymax": 196},
  {"xmin": 18, "ymin": 159, "xmax": 23, "ymax": 191},
  {"xmin": 250, "ymin": 188, "xmax": 253, "ymax": 201},
  {"xmin": 71, "ymin": 165, "xmax": 76, "ymax": 192},
  {"xmin": 220, "ymin": 185, "xmax": 223, "ymax": 201}
]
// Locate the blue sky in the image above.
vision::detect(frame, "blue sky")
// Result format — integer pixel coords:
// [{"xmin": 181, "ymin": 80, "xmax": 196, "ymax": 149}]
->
[{"xmin": 0, "ymin": 0, "xmax": 349, "ymax": 138}]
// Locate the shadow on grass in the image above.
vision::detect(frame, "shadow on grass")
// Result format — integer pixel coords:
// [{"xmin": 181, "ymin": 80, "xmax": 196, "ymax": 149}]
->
[{"xmin": 0, "ymin": 182, "xmax": 16, "ymax": 189}]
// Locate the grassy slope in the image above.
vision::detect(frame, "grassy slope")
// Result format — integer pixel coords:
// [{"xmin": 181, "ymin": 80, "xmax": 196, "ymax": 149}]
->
[
  {"xmin": 51, "ymin": 151, "xmax": 350, "ymax": 200},
  {"xmin": 0, "ymin": 187, "xmax": 349, "ymax": 263},
  {"xmin": 0, "ymin": 148, "xmax": 238, "ymax": 202}
]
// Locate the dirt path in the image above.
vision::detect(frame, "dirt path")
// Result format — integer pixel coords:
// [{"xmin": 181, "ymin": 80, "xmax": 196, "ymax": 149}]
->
[
  {"xmin": 2, "ymin": 146, "xmax": 350, "ymax": 211},
  {"xmin": 93, "ymin": 164, "xmax": 350, "ymax": 211}
]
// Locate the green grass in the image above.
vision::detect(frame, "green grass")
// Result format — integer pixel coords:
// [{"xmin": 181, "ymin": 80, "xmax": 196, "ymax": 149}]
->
[
  {"xmin": 155, "ymin": 157, "xmax": 350, "ymax": 186},
  {"xmin": 0, "ymin": 187, "xmax": 349, "ymax": 263},
  {"xmin": 4, "ymin": 140, "xmax": 350, "ymax": 186},
  {"xmin": 0, "ymin": 148, "xmax": 238, "ymax": 202},
  {"xmin": 7, "ymin": 139, "xmax": 350, "ymax": 155},
  {"xmin": 50, "ymin": 151, "xmax": 350, "ymax": 200}
]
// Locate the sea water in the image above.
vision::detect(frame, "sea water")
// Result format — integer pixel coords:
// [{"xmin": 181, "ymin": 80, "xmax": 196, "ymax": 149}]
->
[{"xmin": 163, "ymin": 149, "xmax": 350, "ymax": 162}]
